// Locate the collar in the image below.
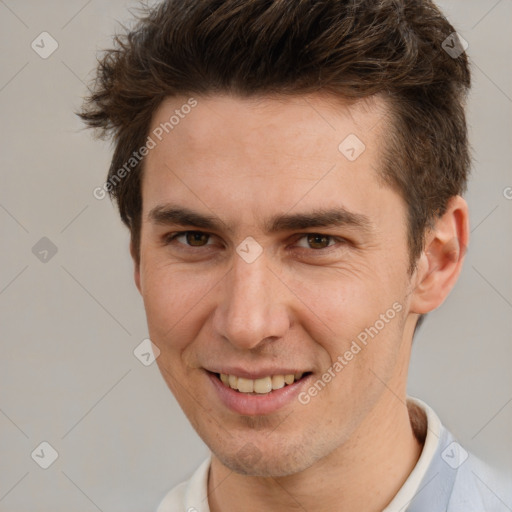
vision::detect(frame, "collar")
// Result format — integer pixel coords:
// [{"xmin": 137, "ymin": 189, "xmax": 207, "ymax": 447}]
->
[{"xmin": 382, "ymin": 396, "xmax": 442, "ymax": 511}]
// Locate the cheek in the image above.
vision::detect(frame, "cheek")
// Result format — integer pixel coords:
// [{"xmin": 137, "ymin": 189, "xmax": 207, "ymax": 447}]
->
[
  {"xmin": 287, "ymin": 261, "xmax": 407, "ymax": 378},
  {"xmin": 139, "ymin": 257, "xmax": 218, "ymax": 349},
  {"xmin": 282, "ymin": 262, "xmax": 387, "ymax": 337}
]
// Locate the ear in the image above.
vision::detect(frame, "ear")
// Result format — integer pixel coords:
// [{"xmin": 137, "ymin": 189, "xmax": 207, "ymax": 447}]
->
[
  {"xmin": 130, "ymin": 238, "xmax": 142, "ymax": 294},
  {"xmin": 409, "ymin": 195, "xmax": 469, "ymax": 314}
]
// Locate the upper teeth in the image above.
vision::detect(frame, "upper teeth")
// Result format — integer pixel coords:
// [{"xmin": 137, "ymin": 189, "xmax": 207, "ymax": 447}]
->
[{"xmin": 220, "ymin": 373, "xmax": 304, "ymax": 394}]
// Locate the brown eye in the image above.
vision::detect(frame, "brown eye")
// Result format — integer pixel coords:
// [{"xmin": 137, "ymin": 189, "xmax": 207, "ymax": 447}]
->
[
  {"xmin": 307, "ymin": 233, "xmax": 332, "ymax": 249},
  {"xmin": 185, "ymin": 231, "xmax": 210, "ymax": 246}
]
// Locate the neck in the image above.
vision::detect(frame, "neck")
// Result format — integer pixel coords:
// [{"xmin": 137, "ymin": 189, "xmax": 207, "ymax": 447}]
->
[{"xmin": 208, "ymin": 392, "xmax": 424, "ymax": 512}]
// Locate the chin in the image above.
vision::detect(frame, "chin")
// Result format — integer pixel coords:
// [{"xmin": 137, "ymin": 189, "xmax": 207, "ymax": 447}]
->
[{"xmin": 212, "ymin": 439, "xmax": 319, "ymax": 477}]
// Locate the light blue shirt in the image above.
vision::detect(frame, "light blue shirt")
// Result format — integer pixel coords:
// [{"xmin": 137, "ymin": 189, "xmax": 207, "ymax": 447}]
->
[{"xmin": 404, "ymin": 401, "xmax": 512, "ymax": 511}]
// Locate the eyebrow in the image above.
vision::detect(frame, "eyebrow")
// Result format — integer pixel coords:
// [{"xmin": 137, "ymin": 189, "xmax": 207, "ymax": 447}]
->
[{"xmin": 148, "ymin": 205, "xmax": 373, "ymax": 234}]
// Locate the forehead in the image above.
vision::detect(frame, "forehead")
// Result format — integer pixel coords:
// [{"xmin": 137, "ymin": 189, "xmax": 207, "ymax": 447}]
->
[
  {"xmin": 141, "ymin": 93, "xmax": 401, "ymax": 234},
  {"xmin": 148, "ymin": 92, "xmax": 388, "ymax": 164}
]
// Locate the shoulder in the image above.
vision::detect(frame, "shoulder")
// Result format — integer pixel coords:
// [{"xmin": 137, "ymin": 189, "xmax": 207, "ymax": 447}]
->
[
  {"xmin": 448, "ymin": 450, "xmax": 512, "ymax": 511},
  {"xmin": 405, "ymin": 398, "xmax": 512, "ymax": 512},
  {"xmin": 424, "ymin": 420, "xmax": 512, "ymax": 511}
]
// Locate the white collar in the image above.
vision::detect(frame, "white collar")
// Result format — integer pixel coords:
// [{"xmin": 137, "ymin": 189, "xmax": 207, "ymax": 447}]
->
[{"xmin": 382, "ymin": 396, "xmax": 442, "ymax": 511}]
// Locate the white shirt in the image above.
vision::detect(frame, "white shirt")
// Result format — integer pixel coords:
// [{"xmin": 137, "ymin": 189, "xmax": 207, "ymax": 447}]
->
[{"xmin": 157, "ymin": 396, "xmax": 444, "ymax": 512}]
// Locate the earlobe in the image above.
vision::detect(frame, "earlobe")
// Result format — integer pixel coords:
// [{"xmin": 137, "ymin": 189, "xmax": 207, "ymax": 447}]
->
[{"xmin": 409, "ymin": 196, "xmax": 469, "ymax": 314}]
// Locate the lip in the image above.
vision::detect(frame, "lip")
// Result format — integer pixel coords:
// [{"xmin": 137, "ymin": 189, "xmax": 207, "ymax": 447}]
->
[
  {"xmin": 205, "ymin": 367, "xmax": 309, "ymax": 380},
  {"xmin": 206, "ymin": 370, "xmax": 312, "ymax": 416}
]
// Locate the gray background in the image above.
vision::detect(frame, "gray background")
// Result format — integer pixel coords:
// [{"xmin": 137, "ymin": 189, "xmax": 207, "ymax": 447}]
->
[{"xmin": 0, "ymin": 0, "xmax": 511, "ymax": 510}]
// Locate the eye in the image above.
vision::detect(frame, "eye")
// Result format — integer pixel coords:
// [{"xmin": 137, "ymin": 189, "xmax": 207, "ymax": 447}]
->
[
  {"xmin": 164, "ymin": 231, "xmax": 213, "ymax": 247},
  {"xmin": 163, "ymin": 231, "xmax": 347, "ymax": 253},
  {"xmin": 294, "ymin": 233, "xmax": 340, "ymax": 250}
]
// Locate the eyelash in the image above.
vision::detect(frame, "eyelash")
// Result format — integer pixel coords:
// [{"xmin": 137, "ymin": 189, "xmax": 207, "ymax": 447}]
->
[{"xmin": 163, "ymin": 230, "xmax": 347, "ymax": 253}]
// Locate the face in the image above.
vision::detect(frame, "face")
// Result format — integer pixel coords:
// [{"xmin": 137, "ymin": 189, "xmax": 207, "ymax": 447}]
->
[{"xmin": 136, "ymin": 93, "xmax": 419, "ymax": 477}]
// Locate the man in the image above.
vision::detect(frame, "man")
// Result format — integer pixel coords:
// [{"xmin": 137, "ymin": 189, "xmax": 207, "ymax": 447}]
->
[{"xmin": 79, "ymin": 0, "xmax": 512, "ymax": 510}]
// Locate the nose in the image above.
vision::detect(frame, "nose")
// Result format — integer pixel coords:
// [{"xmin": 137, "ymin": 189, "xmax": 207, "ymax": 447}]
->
[{"xmin": 211, "ymin": 251, "xmax": 290, "ymax": 350}]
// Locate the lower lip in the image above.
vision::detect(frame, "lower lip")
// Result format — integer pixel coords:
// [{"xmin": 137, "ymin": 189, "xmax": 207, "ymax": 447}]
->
[{"xmin": 207, "ymin": 371, "xmax": 312, "ymax": 416}]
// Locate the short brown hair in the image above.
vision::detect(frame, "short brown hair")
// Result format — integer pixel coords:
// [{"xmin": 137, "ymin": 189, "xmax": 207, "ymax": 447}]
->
[{"xmin": 79, "ymin": 0, "xmax": 471, "ymax": 274}]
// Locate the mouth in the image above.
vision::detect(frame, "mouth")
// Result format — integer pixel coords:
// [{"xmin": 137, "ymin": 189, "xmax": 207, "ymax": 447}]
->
[
  {"xmin": 212, "ymin": 371, "xmax": 312, "ymax": 395},
  {"xmin": 205, "ymin": 368, "xmax": 314, "ymax": 415}
]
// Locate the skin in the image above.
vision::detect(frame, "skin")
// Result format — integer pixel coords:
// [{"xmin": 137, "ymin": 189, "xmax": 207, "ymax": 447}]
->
[{"xmin": 132, "ymin": 93, "xmax": 469, "ymax": 511}]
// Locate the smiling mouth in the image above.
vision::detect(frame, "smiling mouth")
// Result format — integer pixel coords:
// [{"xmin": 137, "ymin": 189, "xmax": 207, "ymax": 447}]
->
[{"xmin": 213, "ymin": 372, "xmax": 311, "ymax": 395}]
